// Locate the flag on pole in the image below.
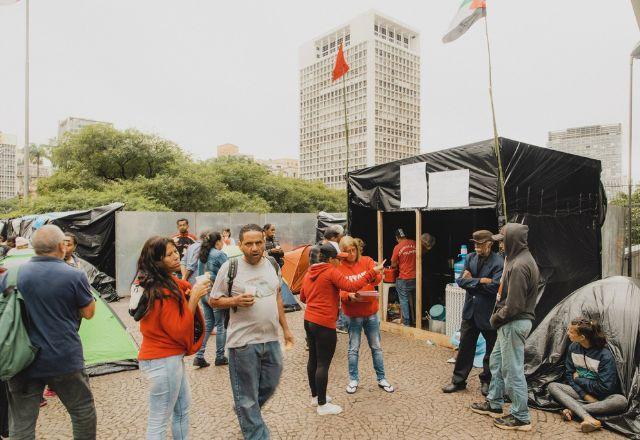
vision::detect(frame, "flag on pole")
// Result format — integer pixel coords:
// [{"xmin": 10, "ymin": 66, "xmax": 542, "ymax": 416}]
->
[
  {"xmin": 332, "ymin": 43, "xmax": 349, "ymax": 81},
  {"xmin": 442, "ymin": 0, "xmax": 486, "ymax": 43}
]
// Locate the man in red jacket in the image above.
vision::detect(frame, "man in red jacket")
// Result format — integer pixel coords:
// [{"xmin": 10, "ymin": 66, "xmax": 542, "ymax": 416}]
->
[
  {"xmin": 300, "ymin": 243, "xmax": 384, "ymax": 416},
  {"xmin": 338, "ymin": 236, "xmax": 394, "ymax": 395}
]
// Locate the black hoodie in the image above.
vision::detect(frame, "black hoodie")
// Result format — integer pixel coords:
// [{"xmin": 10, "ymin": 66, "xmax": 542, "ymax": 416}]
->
[{"xmin": 489, "ymin": 223, "xmax": 539, "ymax": 329}]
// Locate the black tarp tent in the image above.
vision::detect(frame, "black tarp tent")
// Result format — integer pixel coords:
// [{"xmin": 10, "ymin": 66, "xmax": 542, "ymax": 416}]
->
[
  {"xmin": 524, "ymin": 276, "xmax": 640, "ymax": 439},
  {"xmin": 315, "ymin": 211, "xmax": 347, "ymax": 243},
  {"xmin": 347, "ymin": 137, "xmax": 605, "ymax": 324},
  {"xmin": 0, "ymin": 203, "xmax": 123, "ymax": 277}
]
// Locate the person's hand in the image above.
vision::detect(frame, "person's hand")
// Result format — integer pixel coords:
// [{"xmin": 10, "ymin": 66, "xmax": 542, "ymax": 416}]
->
[
  {"xmin": 234, "ymin": 293, "xmax": 256, "ymax": 308},
  {"xmin": 462, "ymin": 270, "xmax": 472, "ymax": 279},
  {"xmin": 190, "ymin": 281, "xmax": 211, "ymax": 300},
  {"xmin": 573, "ymin": 371, "xmax": 579, "ymax": 380},
  {"xmin": 348, "ymin": 292, "xmax": 363, "ymax": 302},
  {"xmin": 480, "ymin": 277, "xmax": 492, "ymax": 284},
  {"xmin": 373, "ymin": 259, "xmax": 386, "ymax": 273},
  {"xmin": 584, "ymin": 394, "xmax": 598, "ymax": 403},
  {"xmin": 284, "ymin": 330, "xmax": 294, "ymax": 349}
]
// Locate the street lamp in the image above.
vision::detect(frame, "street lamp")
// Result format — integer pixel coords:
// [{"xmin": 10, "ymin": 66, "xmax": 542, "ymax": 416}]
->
[{"xmin": 627, "ymin": 42, "xmax": 640, "ymax": 277}]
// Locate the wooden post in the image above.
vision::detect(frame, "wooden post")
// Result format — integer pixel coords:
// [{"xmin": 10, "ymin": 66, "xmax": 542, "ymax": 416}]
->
[
  {"xmin": 377, "ymin": 210, "xmax": 384, "ymax": 321},
  {"xmin": 415, "ymin": 209, "xmax": 422, "ymax": 330}
]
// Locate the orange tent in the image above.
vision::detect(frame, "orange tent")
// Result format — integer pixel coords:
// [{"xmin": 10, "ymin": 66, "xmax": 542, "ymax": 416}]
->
[{"xmin": 282, "ymin": 245, "xmax": 311, "ymax": 294}]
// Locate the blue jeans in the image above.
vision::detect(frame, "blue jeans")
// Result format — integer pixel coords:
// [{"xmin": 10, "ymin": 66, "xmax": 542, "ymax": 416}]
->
[
  {"xmin": 347, "ymin": 314, "xmax": 386, "ymax": 381},
  {"xmin": 336, "ymin": 306, "xmax": 349, "ymax": 330},
  {"xmin": 195, "ymin": 298, "xmax": 227, "ymax": 361},
  {"xmin": 395, "ymin": 278, "xmax": 416, "ymax": 326},
  {"xmin": 487, "ymin": 319, "xmax": 533, "ymax": 423},
  {"xmin": 139, "ymin": 354, "xmax": 191, "ymax": 440},
  {"xmin": 228, "ymin": 341, "xmax": 282, "ymax": 440}
]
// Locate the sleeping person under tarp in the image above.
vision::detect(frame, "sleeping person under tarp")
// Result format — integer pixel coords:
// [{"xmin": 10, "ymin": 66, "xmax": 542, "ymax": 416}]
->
[
  {"xmin": 524, "ymin": 277, "xmax": 640, "ymax": 439},
  {"xmin": 63, "ymin": 233, "xmax": 120, "ymax": 302}
]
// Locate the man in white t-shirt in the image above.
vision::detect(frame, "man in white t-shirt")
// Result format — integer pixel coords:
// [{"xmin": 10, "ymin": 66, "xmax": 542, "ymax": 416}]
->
[{"xmin": 210, "ymin": 224, "xmax": 294, "ymax": 440}]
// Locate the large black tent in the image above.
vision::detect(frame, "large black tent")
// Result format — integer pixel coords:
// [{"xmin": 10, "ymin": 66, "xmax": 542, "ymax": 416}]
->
[
  {"xmin": 524, "ymin": 276, "xmax": 640, "ymax": 439},
  {"xmin": 347, "ymin": 137, "xmax": 605, "ymax": 326}
]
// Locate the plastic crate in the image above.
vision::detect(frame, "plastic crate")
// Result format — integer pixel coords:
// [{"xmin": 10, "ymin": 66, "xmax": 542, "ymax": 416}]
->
[{"xmin": 445, "ymin": 283, "xmax": 466, "ymax": 339}]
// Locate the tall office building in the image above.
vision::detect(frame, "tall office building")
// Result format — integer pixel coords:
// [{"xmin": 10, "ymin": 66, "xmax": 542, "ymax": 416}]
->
[
  {"xmin": 58, "ymin": 117, "xmax": 112, "ymax": 140},
  {"xmin": 299, "ymin": 10, "xmax": 420, "ymax": 189},
  {"xmin": 0, "ymin": 133, "xmax": 17, "ymax": 200},
  {"xmin": 547, "ymin": 123, "xmax": 623, "ymax": 199}
]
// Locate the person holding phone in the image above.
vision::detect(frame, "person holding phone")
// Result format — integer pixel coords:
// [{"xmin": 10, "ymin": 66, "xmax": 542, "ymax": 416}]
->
[
  {"xmin": 135, "ymin": 236, "xmax": 209, "ymax": 440},
  {"xmin": 337, "ymin": 236, "xmax": 394, "ymax": 395}
]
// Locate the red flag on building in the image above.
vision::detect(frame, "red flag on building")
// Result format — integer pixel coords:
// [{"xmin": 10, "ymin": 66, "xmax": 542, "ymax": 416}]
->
[{"xmin": 332, "ymin": 44, "xmax": 349, "ymax": 81}]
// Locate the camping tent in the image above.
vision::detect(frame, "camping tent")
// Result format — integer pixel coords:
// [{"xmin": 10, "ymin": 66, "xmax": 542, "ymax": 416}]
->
[
  {"xmin": 1, "ymin": 252, "xmax": 138, "ymax": 376},
  {"xmin": 0, "ymin": 203, "xmax": 124, "ymax": 277},
  {"xmin": 282, "ymin": 245, "xmax": 311, "ymax": 294},
  {"xmin": 524, "ymin": 276, "xmax": 640, "ymax": 439},
  {"xmin": 347, "ymin": 137, "xmax": 605, "ymax": 327}
]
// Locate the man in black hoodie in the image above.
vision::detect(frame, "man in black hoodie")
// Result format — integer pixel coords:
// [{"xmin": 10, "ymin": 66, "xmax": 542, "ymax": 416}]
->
[{"xmin": 470, "ymin": 223, "xmax": 539, "ymax": 432}]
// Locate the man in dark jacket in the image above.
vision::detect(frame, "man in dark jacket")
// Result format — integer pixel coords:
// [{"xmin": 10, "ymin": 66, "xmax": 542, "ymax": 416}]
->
[
  {"xmin": 442, "ymin": 230, "xmax": 503, "ymax": 396},
  {"xmin": 470, "ymin": 223, "xmax": 539, "ymax": 432}
]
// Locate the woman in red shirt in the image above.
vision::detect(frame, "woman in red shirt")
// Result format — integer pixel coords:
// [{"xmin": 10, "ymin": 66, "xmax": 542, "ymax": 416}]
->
[
  {"xmin": 338, "ymin": 236, "xmax": 394, "ymax": 395},
  {"xmin": 135, "ymin": 236, "xmax": 209, "ymax": 440},
  {"xmin": 300, "ymin": 243, "xmax": 384, "ymax": 416}
]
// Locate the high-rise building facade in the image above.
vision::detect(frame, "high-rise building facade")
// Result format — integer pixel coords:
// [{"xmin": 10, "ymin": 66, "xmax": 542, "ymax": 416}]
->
[
  {"xmin": 58, "ymin": 117, "xmax": 112, "ymax": 140},
  {"xmin": 299, "ymin": 10, "xmax": 420, "ymax": 189},
  {"xmin": 547, "ymin": 123, "xmax": 623, "ymax": 199},
  {"xmin": 258, "ymin": 158, "xmax": 299, "ymax": 178},
  {"xmin": 0, "ymin": 133, "xmax": 17, "ymax": 200}
]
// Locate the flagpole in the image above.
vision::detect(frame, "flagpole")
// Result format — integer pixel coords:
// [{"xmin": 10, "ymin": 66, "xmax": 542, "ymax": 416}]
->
[
  {"xmin": 342, "ymin": 73, "xmax": 350, "ymax": 230},
  {"xmin": 483, "ymin": 13, "xmax": 507, "ymax": 222},
  {"xmin": 23, "ymin": 0, "xmax": 30, "ymax": 200}
]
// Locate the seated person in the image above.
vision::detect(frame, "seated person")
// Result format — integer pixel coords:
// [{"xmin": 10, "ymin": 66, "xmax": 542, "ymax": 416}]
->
[{"xmin": 548, "ymin": 317, "xmax": 628, "ymax": 433}]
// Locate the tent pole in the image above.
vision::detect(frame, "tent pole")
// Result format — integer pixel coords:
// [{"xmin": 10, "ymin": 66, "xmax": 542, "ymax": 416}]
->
[
  {"xmin": 377, "ymin": 210, "xmax": 384, "ymax": 321},
  {"xmin": 415, "ymin": 209, "xmax": 422, "ymax": 330}
]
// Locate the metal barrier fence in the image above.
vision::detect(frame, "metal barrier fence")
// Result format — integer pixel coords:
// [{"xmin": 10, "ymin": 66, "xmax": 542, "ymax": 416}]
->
[{"xmin": 115, "ymin": 212, "xmax": 319, "ymax": 296}]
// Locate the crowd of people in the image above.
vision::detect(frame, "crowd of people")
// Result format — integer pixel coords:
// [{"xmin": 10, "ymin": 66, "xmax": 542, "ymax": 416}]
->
[{"xmin": 0, "ymin": 220, "xmax": 630, "ymax": 439}]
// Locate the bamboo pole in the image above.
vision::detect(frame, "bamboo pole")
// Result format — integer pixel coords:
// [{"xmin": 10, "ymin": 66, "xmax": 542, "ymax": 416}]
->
[{"xmin": 415, "ymin": 209, "xmax": 423, "ymax": 330}]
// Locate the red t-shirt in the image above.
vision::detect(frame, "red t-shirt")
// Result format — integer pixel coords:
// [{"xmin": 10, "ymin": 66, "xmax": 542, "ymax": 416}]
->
[{"xmin": 391, "ymin": 239, "xmax": 417, "ymax": 279}]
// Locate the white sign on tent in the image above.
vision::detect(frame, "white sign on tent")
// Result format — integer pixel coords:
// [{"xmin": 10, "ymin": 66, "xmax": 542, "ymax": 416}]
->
[
  {"xmin": 428, "ymin": 169, "xmax": 470, "ymax": 209},
  {"xmin": 400, "ymin": 162, "xmax": 428, "ymax": 208}
]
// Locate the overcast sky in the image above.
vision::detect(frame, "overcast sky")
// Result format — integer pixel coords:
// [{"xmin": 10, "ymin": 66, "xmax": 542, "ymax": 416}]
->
[{"xmin": 0, "ymin": 1, "xmax": 639, "ymax": 172}]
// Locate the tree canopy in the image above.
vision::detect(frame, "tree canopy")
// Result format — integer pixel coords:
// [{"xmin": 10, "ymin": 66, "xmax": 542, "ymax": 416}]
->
[{"xmin": 0, "ymin": 125, "xmax": 346, "ymax": 218}]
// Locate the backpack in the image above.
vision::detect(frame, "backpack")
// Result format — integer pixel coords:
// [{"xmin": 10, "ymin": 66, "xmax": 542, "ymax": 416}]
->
[
  {"xmin": 0, "ymin": 272, "xmax": 39, "ymax": 380},
  {"xmin": 223, "ymin": 256, "xmax": 281, "ymax": 328}
]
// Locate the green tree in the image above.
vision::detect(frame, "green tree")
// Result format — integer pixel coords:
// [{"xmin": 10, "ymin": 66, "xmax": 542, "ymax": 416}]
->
[
  {"xmin": 611, "ymin": 190, "xmax": 640, "ymax": 244},
  {"xmin": 28, "ymin": 143, "xmax": 51, "ymax": 179}
]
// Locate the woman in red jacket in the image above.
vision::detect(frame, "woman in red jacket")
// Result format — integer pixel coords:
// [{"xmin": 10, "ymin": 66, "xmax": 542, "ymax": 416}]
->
[
  {"xmin": 135, "ymin": 236, "xmax": 209, "ymax": 440},
  {"xmin": 338, "ymin": 236, "xmax": 394, "ymax": 395},
  {"xmin": 300, "ymin": 243, "xmax": 384, "ymax": 416}
]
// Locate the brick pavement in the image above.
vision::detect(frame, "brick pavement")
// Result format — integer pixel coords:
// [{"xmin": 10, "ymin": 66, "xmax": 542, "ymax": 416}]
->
[{"xmin": 33, "ymin": 301, "xmax": 622, "ymax": 439}]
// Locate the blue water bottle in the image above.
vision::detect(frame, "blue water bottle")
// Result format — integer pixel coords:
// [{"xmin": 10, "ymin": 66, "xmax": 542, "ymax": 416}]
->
[{"xmin": 453, "ymin": 245, "xmax": 468, "ymax": 279}]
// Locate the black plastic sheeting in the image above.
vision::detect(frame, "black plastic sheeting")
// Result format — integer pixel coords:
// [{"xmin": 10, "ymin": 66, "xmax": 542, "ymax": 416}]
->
[
  {"xmin": 315, "ymin": 211, "xmax": 347, "ymax": 243},
  {"xmin": 0, "ymin": 203, "xmax": 123, "ymax": 277},
  {"xmin": 524, "ymin": 277, "xmax": 640, "ymax": 439},
  {"xmin": 347, "ymin": 138, "xmax": 605, "ymax": 323}
]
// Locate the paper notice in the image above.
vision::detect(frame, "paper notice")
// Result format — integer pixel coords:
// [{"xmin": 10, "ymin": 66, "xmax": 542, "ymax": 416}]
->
[
  {"xmin": 400, "ymin": 162, "xmax": 428, "ymax": 208},
  {"xmin": 428, "ymin": 169, "xmax": 470, "ymax": 209}
]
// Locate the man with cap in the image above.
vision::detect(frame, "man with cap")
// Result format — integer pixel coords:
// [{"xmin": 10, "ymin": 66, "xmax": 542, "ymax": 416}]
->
[
  {"xmin": 442, "ymin": 230, "xmax": 503, "ymax": 396},
  {"xmin": 391, "ymin": 228, "xmax": 417, "ymax": 327}
]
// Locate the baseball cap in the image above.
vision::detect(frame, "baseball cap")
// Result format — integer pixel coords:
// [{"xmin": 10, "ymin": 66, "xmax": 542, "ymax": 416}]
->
[
  {"xmin": 470, "ymin": 230, "xmax": 494, "ymax": 244},
  {"xmin": 318, "ymin": 242, "xmax": 348, "ymax": 260},
  {"xmin": 15, "ymin": 237, "xmax": 29, "ymax": 247}
]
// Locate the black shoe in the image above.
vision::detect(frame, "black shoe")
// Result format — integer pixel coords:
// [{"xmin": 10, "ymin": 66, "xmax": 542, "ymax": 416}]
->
[
  {"xmin": 442, "ymin": 383, "xmax": 466, "ymax": 393},
  {"xmin": 193, "ymin": 357, "xmax": 210, "ymax": 368},
  {"xmin": 480, "ymin": 382, "xmax": 489, "ymax": 397},
  {"xmin": 214, "ymin": 357, "xmax": 229, "ymax": 366},
  {"xmin": 493, "ymin": 414, "xmax": 532, "ymax": 431},
  {"xmin": 470, "ymin": 401, "xmax": 503, "ymax": 418}
]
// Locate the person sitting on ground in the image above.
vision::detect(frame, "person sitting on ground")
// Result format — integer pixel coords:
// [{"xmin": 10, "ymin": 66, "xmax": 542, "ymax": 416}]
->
[
  {"xmin": 337, "ymin": 236, "xmax": 394, "ymax": 395},
  {"xmin": 134, "ymin": 236, "xmax": 209, "ymax": 440},
  {"xmin": 300, "ymin": 243, "xmax": 385, "ymax": 416},
  {"xmin": 193, "ymin": 231, "xmax": 229, "ymax": 368},
  {"xmin": 548, "ymin": 317, "xmax": 628, "ymax": 433}
]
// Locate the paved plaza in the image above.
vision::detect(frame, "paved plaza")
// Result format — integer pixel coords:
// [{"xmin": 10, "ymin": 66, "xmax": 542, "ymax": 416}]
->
[{"xmin": 33, "ymin": 301, "xmax": 621, "ymax": 439}]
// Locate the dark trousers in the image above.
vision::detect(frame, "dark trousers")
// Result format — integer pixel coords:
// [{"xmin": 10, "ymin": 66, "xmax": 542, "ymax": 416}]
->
[
  {"xmin": 304, "ymin": 320, "xmax": 337, "ymax": 406},
  {"xmin": 7, "ymin": 370, "xmax": 96, "ymax": 440},
  {"xmin": 0, "ymin": 381, "xmax": 8, "ymax": 438},
  {"xmin": 452, "ymin": 318, "xmax": 497, "ymax": 386}
]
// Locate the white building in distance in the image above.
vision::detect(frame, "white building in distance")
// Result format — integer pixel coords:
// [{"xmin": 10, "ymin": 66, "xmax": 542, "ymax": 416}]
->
[
  {"xmin": 0, "ymin": 133, "xmax": 17, "ymax": 200},
  {"xmin": 547, "ymin": 123, "xmax": 623, "ymax": 200},
  {"xmin": 258, "ymin": 158, "xmax": 299, "ymax": 179},
  {"xmin": 299, "ymin": 10, "xmax": 421, "ymax": 189},
  {"xmin": 58, "ymin": 117, "xmax": 113, "ymax": 140}
]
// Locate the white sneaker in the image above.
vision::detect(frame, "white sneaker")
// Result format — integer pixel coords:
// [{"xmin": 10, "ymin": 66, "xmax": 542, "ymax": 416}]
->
[
  {"xmin": 346, "ymin": 380, "xmax": 358, "ymax": 394},
  {"xmin": 310, "ymin": 395, "xmax": 332, "ymax": 406},
  {"xmin": 317, "ymin": 402, "xmax": 343, "ymax": 416}
]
